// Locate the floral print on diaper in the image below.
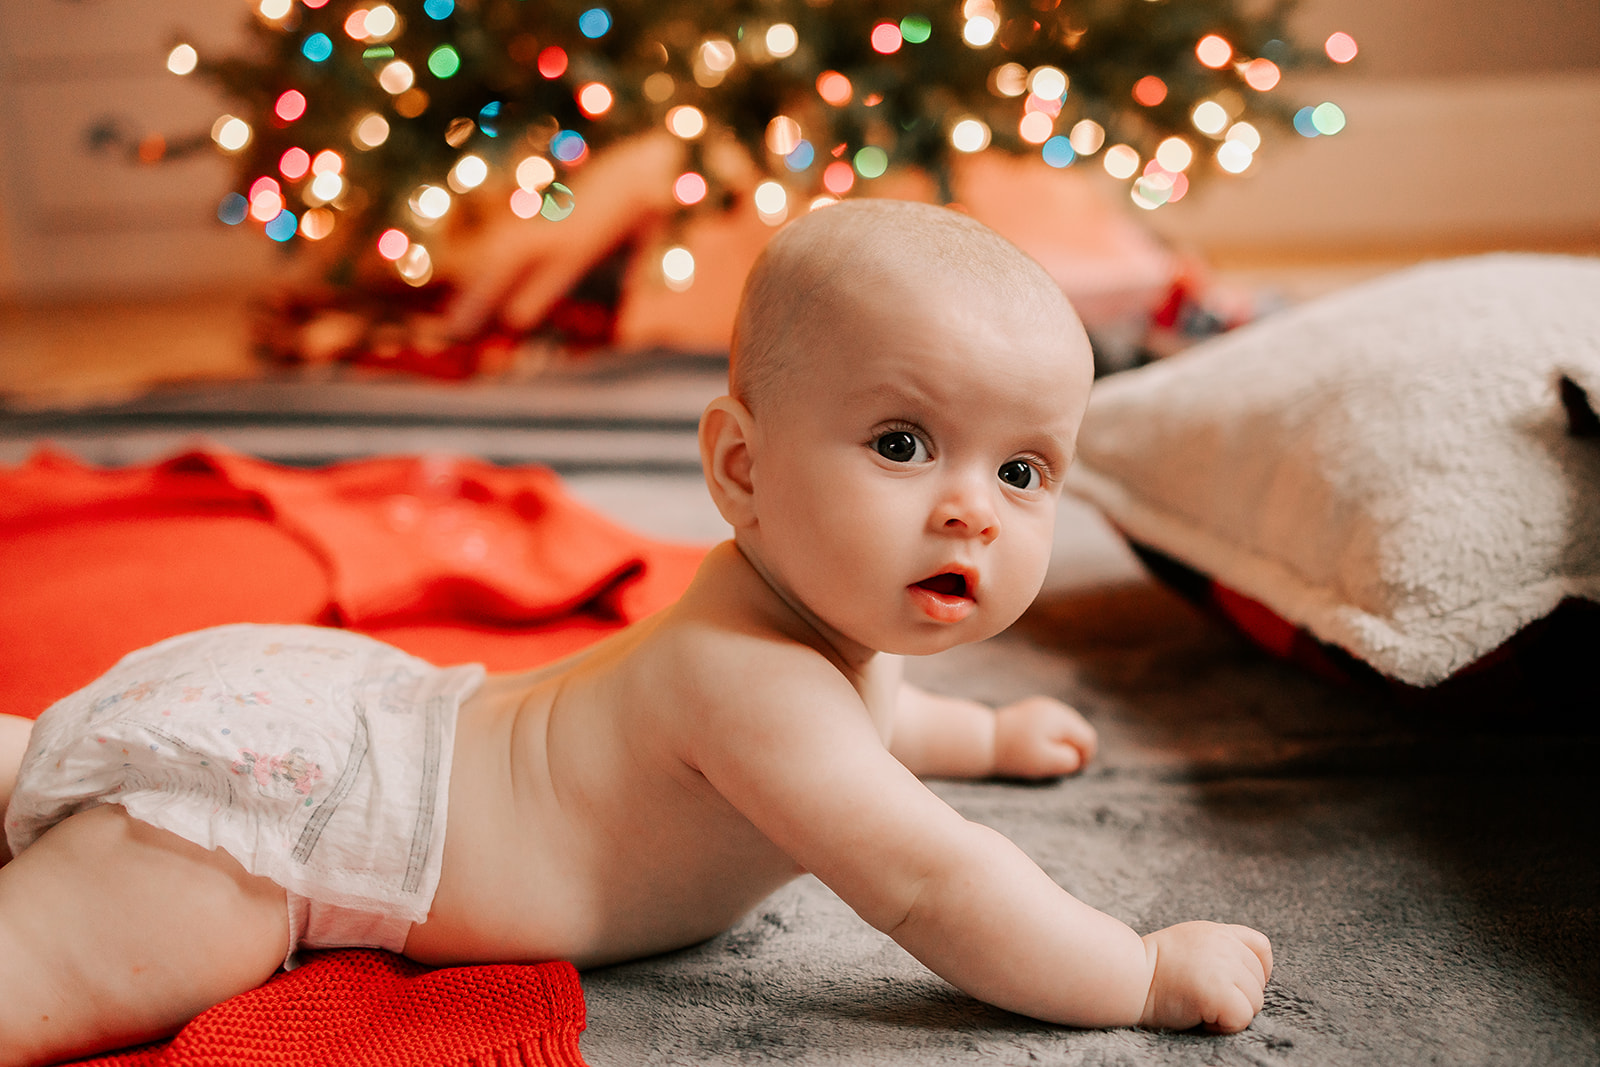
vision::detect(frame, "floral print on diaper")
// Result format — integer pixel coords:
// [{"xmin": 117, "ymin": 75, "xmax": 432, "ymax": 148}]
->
[
  {"xmin": 87, "ymin": 679, "xmax": 163, "ymax": 718},
  {"xmin": 232, "ymin": 749, "xmax": 324, "ymax": 796}
]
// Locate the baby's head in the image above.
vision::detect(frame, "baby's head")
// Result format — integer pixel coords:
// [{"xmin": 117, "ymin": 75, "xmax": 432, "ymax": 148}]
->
[
  {"xmin": 729, "ymin": 199, "xmax": 1082, "ymax": 417},
  {"xmin": 703, "ymin": 199, "xmax": 1094, "ymax": 658}
]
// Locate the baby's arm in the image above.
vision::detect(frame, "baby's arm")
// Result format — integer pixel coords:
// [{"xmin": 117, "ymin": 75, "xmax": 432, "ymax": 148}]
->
[
  {"xmin": 696, "ymin": 669, "xmax": 1270, "ymax": 1031},
  {"xmin": 891, "ymin": 680, "xmax": 1097, "ymax": 780},
  {"xmin": 887, "ymin": 814, "xmax": 1272, "ymax": 1031}
]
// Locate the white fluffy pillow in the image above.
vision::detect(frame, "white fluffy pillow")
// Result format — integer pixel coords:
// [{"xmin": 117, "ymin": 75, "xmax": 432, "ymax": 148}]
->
[{"xmin": 1065, "ymin": 254, "xmax": 1600, "ymax": 687}]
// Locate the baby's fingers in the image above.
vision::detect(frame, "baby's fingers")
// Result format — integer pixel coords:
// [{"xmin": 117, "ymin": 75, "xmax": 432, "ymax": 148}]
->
[
  {"xmin": 1226, "ymin": 924, "xmax": 1273, "ymax": 983},
  {"xmin": 1044, "ymin": 700, "xmax": 1098, "ymax": 763},
  {"xmin": 1039, "ymin": 736, "xmax": 1085, "ymax": 776},
  {"xmin": 1197, "ymin": 950, "xmax": 1268, "ymax": 1033},
  {"xmin": 1202, "ymin": 983, "xmax": 1261, "ymax": 1034}
]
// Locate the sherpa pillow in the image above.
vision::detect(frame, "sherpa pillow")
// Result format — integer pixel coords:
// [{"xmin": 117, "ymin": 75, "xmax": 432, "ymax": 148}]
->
[{"xmin": 1064, "ymin": 254, "xmax": 1600, "ymax": 690}]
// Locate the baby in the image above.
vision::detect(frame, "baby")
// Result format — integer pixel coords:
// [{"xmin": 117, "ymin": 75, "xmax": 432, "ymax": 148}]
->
[{"xmin": 0, "ymin": 199, "xmax": 1271, "ymax": 1065}]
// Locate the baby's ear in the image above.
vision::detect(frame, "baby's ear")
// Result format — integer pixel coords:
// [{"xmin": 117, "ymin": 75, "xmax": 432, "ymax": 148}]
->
[{"xmin": 699, "ymin": 395, "xmax": 758, "ymax": 528}]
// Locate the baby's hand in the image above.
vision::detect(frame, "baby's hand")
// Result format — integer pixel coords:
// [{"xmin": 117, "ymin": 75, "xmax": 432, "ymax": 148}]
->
[
  {"xmin": 991, "ymin": 696, "xmax": 1097, "ymax": 779},
  {"xmin": 1139, "ymin": 921, "xmax": 1273, "ymax": 1033}
]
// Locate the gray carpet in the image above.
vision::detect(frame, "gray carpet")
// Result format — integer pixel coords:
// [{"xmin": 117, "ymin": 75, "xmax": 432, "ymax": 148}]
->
[{"xmin": 6, "ymin": 372, "xmax": 1595, "ymax": 1066}]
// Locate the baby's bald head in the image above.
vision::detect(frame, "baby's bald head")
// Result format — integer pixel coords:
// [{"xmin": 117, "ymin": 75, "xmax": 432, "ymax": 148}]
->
[{"xmin": 729, "ymin": 199, "xmax": 1075, "ymax": 415}]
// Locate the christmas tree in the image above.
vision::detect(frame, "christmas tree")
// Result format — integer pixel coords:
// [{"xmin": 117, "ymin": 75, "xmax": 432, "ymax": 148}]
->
[
  {"xmin": 145, "ymin": 0, "xmax": 1353, "ymax": 360},
  {"xmin": 150, "ymin": 1, "xmax": 1350, "ymax": 283}
]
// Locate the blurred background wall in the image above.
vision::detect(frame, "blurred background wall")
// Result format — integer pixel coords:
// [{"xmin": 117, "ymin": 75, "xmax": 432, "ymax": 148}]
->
[
  {"xmin": 1145, "ymin": 0, "xmax": 1600, "ymax": 264},
  {"xmin": 0, "ymin": 0, "xmax": 1596, "ymax": 302}
]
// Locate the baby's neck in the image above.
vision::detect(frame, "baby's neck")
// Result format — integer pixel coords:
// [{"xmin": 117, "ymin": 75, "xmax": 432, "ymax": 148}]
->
[{"xmin": 724, "ymin": 538, "xmax": 883, "ymax": 681}]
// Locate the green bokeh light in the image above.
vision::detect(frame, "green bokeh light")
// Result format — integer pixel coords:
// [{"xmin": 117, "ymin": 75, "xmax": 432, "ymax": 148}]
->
[
  {"xmin": 900, "ymin": 15, "xmax": 932, "ymax": 43},
  {"xmin": 853, "ymin": 146, "xmax": 888, "ymax": 178},
  {"xmin": 428, "ymin": 45, "xmax": 461, "ymax": 79}
]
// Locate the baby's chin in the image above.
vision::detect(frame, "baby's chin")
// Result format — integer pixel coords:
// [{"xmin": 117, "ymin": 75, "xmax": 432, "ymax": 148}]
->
[{"xmin": 869, "ymin": 615, "xmax": 1021, "ymax": 658}]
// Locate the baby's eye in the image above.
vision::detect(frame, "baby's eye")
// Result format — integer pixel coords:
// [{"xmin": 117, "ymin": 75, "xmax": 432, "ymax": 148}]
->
[
  {"xmin": 997, "ymin": 459, "xmax": 1041, "ymax": 490},
  {"xmin": 873, "ymin": 430, "xmax": 929, "ymax": 464}
]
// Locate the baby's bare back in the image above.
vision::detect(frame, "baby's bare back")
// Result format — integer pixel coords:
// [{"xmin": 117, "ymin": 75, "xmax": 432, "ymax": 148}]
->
[{"xmin": 402, "ymin": 609, "xmax": 803, "ymax": 969}]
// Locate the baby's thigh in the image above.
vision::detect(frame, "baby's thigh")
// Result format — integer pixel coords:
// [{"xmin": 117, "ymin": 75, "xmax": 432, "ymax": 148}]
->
[
  {"xmin": 0, "ymin": 714, "xmax": 33, "ymax": 837},
  {"xmin": 0, "ymin": 805, "xmax": 288, "ymax": 1066}
]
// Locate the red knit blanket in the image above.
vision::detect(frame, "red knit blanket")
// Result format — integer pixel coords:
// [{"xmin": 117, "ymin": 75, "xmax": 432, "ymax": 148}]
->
[
  {"xmin": 74, "ymin": 951, "xmax": 588, "ymax": 1067},
  {"xmin": 1, "ymin": 448, "xmax": 708, "ymax": 1066}
]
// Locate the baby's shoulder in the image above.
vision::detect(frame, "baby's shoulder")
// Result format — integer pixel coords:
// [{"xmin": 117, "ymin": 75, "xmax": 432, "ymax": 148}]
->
[
  {"xmin": 666, "ymin": 610, "xmax": 847, "ymax": 694},
  {"xmin": 636, "ymin": 542, "xmax": 868, "ymax": 725}
]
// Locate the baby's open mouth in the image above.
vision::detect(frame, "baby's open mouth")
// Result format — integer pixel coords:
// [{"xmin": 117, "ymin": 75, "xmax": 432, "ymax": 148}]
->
[{"xmin": 914, "ymin": 573, "xmax": 969, "ymax": 599}]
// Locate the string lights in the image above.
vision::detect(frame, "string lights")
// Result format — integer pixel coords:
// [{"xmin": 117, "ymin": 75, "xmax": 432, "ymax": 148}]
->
[{"xmin": 148, "ymin": 0, "xmax": 1352, "ymax": 289}]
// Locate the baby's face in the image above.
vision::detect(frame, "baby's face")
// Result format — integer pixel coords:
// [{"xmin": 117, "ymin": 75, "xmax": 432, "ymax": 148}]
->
[{"xmin": 743, "ymin": 272, "xmax": 1093, "ymax": 659}]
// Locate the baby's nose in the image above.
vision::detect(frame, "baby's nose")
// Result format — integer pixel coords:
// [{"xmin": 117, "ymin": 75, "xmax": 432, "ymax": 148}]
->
[{"xmin": 933, "ymin": 489, "xmax": 999, "ymax": 543}]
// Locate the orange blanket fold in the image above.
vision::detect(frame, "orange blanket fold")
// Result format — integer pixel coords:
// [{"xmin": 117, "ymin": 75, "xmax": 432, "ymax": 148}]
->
[
  {"xmin": 1, "ymin": 447, "xmax": 705, "ymax": 716},
  {"xmin": 1, "ymin": 447, "xmax": 710, "ymax": 1067}
]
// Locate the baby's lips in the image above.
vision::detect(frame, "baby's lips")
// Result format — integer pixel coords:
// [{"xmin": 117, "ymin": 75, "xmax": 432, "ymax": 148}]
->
[
  {"xmin": 908, "ymin": 566, "xmax": 980, "ymax": 624},
  {"xmin": 912, "ymin": 566, "xmax": 977, "ymax": 601}
]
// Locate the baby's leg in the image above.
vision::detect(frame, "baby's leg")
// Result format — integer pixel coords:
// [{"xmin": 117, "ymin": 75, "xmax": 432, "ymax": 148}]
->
[
  {"xmin": 0, "ymin": 805, "xmax": 288, "ymax": 1067},
  {"xmin": 0, "ymin": 714, "xmax": 32, "ymax": 864}
]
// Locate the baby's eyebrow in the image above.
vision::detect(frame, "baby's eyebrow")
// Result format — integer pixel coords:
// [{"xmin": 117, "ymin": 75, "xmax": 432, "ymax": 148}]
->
[
  {"xmin": 847, "ymin": 379, "xmax": 936, "ymax": 413},
  {"xmin": 1018, "ymin": 428, "xmax": 1076, "ymax": 468}
]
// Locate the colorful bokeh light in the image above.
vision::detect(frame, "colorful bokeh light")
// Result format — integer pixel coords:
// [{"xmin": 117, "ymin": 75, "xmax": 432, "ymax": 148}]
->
[
  {"xmin": 854, "ymin": 145, "xmax": 888, "ymax": 178},
  {"xmin": 1325, "ymin": 32, "xmax": 1359, "ymax": 63},
  {"xmin": 1132, "ymin": 76, "xmax": 1167, "ymax": 107},
  {"xmin": 816, "ymin": 71, "xmax": 853, "ymax": 107},
  {"xmin": 1041, "ymin": 136, "xmax": 1075, "ymax": 168},
  {"xmin": 279, "ymin": 146, "xmax": 311, "ymax": 179},
  {"xmin": 578, "ymin": 82, "xmax": 613, "ymax": 117},
  {"xmin": 377, "ymin": 228, "xmax": 410, "ymax": 260},
  {"xmin": 428, "ymin": 45, "xmax": 461, "ymax": 78},
  {"xmin": 167, "ymin": 44, "xmax": 199, "ymax": 75},
  {"xmin": 301, "ymin": 33, "xmax": 333, "ymax": 62},
  {"xmin": 1196, "ymin": 35, "xmax": 1233, "ymax": 68},
  {"xmin": 541, "ymin": 183, "xmax": 576, "ymax": 221},
  {"xmin": 274, "ymin": 90, "xmax": 307, "ymax": 123},
  {"xmin": 578, "ymin": 8, "xmax": 611, "ymax": 39},
  {"xmin": 673, "ymin": 171, "xmax": 708, "ymax": 205},
  {"xmin": 538, "ymin": 47, "xmax": 568, "ymax": 79}
]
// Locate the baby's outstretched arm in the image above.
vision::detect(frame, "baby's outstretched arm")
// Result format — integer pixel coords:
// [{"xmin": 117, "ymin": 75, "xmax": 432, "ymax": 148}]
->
[
  {"xmin": 891, "ymin": 681, "xmax": 1097, "ymax": 780},
  {"xmin": 697, "ymin": 667, "xmax": 1270, "ymax": 1031}
]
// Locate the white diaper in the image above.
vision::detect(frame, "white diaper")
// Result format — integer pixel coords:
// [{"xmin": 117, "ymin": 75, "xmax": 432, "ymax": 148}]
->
[{"xmin": 5, "ymin": 624, "xmax": 485, "ymax": 967}]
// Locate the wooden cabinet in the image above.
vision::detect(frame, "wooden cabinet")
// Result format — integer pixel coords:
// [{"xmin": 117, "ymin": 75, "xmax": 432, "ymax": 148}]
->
[{"xmin": 0, "ymin": 0, "xmax": 272, "ymax": 300}]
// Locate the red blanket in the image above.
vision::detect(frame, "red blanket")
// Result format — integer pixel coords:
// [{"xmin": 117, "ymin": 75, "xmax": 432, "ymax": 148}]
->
[
  {"xmin": 0, "ymin": 448, "xmax": 708, "ymax": 1066},
  {"xmin": 74, "ymin": 951, "xmax": 588, "ymax": 1067}
]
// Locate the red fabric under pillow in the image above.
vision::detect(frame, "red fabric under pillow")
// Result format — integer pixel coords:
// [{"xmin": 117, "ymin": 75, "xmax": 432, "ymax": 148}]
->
[{"xmin": 1126, "ymin": 539, "xmax": 1600, "ymax": 714}]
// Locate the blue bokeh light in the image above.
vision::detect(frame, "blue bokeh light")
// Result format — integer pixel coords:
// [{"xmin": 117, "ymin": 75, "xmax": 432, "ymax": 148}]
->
[
  {"xmin": 301, "ymin": 33, "xmax": 333, "ymax": 63},
  {"xmin": 784, "ymin": 140, "xmax": 815, "ymax": 171},
  {"xmin": 578, "ymin": 8, "xmax": 612, "ymax": 38},
  {"xmin": 550, "ymin": 130, "xmax": 587, "ymax": 162},
  {"xmin": 478, "ymin": 100, "xmax": 502, "ymax": 137},
  {"xmin": 1041, "ymin": 135, "xmax": 1076, "ymax": 168},
  {"xmin": 217, "ymin": 193, "xmax": 249, "ymax": 225},
  {"xmin": 264, "ymin": 209, "xmax": 299, "ymax": 242}
]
